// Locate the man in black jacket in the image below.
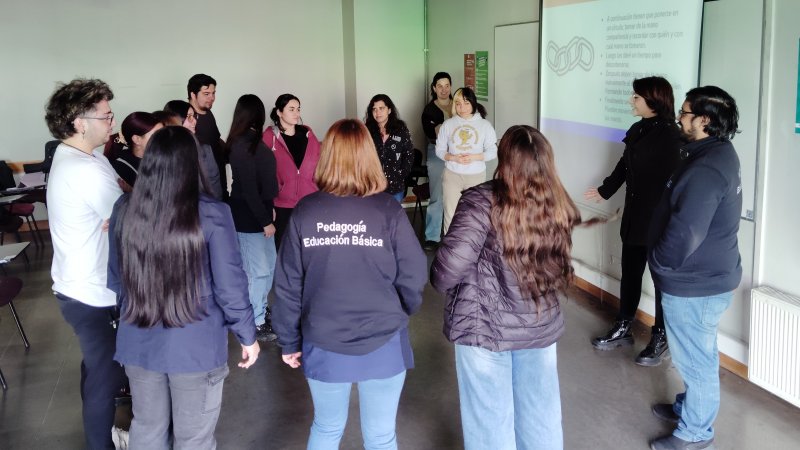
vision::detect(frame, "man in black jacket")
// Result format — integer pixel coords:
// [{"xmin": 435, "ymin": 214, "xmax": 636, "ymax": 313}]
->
[
  {"xmin": 188, "ymin": 73, "xmax": 228, "ymax": 200},
  {"xmin": 647, "ymin": 86, "xmax": 742, "ymax": 450}
]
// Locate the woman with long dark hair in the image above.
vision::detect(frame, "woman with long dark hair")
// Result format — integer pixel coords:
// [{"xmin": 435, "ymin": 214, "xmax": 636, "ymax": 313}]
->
[
  {"xmin": 435, "ymin": 86, "xmax": 497, "ymax": 235},
  {"xmin": 420, "ymin": 72, "xmax": 452, "ymax": 250},
  {"xmin": 273, "ymin": 119, "xmax": 426, "ymax": 449},
  {"xmin": 261, "ymin": 93, "xmax": 321, "ymax": 248},
  {"xmin": 104, "ymin": 112, "xmax": 162, "ymax": 190},
  {"xmin": 585, "ymin": 76, "xmax": 681, "ymax": 366},
  {"xmin": 108, "ymin": 126, "xmax": 259, "ymax": 449},
  {"xmin": 225, "ymin": 94, "xmax": 279, "ymax": 342},
  {"xmin": 432, "ymin": 125, "xmax": 594, "ymax": 450},
  {"xmin": 163, "ymin": 100, "xmax": 223, "ymax": 200},
  {"xmin": 364, "ymin": 94, "xmax": 414, "ymax": 202}
]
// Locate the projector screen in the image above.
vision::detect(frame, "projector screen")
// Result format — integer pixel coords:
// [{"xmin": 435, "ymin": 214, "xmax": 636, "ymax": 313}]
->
[{"xmin": 540, "ymin": 0, "xmax": 703, "ymax": 213}]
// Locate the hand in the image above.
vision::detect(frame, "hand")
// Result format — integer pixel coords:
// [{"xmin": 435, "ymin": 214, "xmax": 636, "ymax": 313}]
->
[
  {"xmin": 282, "ymin": 352, "xmax": 302, "ymax": 369},
  {"xmin": 102, "ymin": 219, "xmax": 110, "ymax": 232},
  {"xmin": 238, "ymin": 342, "xmax": 260, "ymax": 369},
  {"xmin": 264, "ymin": 224, "xmax": 276, "ymax": 238},
  {"xmin": 584, "ymin": 187, "xmax": 605, "ymax": 203},
  {"xmin": 456, "ymin": 153, "xmax": 472, "ymax": 165}
]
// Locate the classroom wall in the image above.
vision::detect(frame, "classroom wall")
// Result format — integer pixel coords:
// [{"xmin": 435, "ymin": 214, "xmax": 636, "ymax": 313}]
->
[
  {"xmin": 427, "ymin": 0, "xmax": 799, "ymax": 367},
  {"xmin": 0, "ymin": 0, "xmax": 425, "ymax": 164},
  {"xmin": 425, "ymin": 0, "xmax": 540, "ymax": 124},
  {"xmin": 755, "ymin": 0, "xmax": 800, "ymax": 299},
  {"xmin": 352, "ymin": 0, "xmax": 426, "ymax": 149}
]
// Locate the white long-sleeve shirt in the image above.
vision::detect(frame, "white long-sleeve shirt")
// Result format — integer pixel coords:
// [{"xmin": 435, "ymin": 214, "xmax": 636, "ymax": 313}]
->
[
  {"xmin": 435, "ymin": 113, "xmax": 497, "ymax": 175},
  {"xmin": 47, "ymin": 143, "xmax": 122, "ymax": 307}
]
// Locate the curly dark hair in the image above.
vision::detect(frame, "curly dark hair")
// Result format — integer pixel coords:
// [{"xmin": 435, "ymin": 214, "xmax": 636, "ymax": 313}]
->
[
  {"xmin": 45, "ymin": 79, "xmax": 114, "ymax": 139},
  {"xmin": 684, "ymin": 86, "xmax": 739, "ymax": 140}
]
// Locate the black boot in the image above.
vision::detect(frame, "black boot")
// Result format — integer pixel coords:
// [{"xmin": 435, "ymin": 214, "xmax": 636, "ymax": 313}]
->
[
  {"xmin": 636, "ymin": 327, "xmax": 669, "ymax": 366},
  {"xmin": 256, "ymin": 310, "xmax": 278, "ymax": 342},
  {"xmin": 591, "ymin": 319, "xmax": 634, "ymax": 350}
]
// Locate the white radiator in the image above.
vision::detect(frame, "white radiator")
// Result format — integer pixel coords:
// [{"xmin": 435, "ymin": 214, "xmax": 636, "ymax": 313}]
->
[{"xmin": 749, "ymin": 286, "xmax": 800, "ymax": 408}]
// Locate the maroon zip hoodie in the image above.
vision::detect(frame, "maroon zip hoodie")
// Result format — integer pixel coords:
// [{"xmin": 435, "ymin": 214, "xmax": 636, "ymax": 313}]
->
[{"xmin": 262, "ymin": 125, "xmax": 321, "ymax": 208}]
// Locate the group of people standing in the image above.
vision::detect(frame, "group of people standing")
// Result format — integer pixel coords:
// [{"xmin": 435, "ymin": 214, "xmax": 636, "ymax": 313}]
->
[{"xmin": 42, "ymin": 69, "xmax": 740, "ymax": 450}]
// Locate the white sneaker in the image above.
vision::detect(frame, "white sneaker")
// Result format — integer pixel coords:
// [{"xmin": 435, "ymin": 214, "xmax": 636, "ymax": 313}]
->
[{"xmin": 111, "ymin": 426, "xmax": 129, "ymax": 450}]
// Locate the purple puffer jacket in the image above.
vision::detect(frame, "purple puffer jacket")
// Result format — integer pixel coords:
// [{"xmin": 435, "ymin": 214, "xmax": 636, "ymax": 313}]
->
[{"xmin": 430, "ymin": 181, "xmax": 564, "ymax": 352}]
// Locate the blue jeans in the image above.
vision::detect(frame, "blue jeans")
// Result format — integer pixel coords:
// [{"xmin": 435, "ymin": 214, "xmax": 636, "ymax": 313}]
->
[
  {"xmin": 661, "ymin": 291, "xmax": 732, "ymax": 442},
  {"xmin": 126, "ymin": 364, "xmax": 229, "ymax": 450},
  {"xmin": 306, "ymin": 371, "xmax": 406, "ymax": 450},
  {"xmin": 390, "ymin": 191, "xmax": 405, "ymax": 202},
  {"xmin": 455, "ymin": 344, "xmax": 563, "ymax": 450},
  {"xmin": 424, "ymin": 143, "xmax": 444, "ymax": 242},
  {"xmin": 237, "ymin": 232, "xmax": 277, "ymax": 326}
]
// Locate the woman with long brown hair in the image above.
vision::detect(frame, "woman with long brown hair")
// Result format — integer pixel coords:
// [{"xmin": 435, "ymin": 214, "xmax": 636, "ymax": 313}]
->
[
  {"xmin": 431, "ymin": 125, "xmax": 585, "ymax": 450},
  {"xmin": 273, "ymin": 119, "xmax": 426, "ymax": 449}
]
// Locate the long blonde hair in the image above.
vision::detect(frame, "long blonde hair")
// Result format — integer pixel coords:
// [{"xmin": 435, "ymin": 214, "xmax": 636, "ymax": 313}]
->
[
  {"xmin": 315, "ymin": 119, "xmax": 387, "ymax": 196},
  {"xmin": 491, "ymin": 125, "xmax": 582, "ymax": 298}
]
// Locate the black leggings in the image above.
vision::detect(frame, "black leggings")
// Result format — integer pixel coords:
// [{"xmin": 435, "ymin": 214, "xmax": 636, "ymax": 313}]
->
[
  {"xmin": 273, "ymin": 207, "xmax": 293, "ymax": 250},
  {"xmin": 617, "ymin": 242, "xmax": 664, "ymax": 329}
]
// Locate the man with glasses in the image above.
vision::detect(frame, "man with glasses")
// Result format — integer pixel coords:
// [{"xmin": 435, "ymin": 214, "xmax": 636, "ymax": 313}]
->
[
  {"xmin": 45, "ymin": 78, "xmax": 126, "ymax": 449},
  {"xmin": 187, "ymin": 73, "xmax": 227, "ymax": 199},
  {"xmin": 646, "ymin": 86, "xmax": 742, "ymax": 450}
]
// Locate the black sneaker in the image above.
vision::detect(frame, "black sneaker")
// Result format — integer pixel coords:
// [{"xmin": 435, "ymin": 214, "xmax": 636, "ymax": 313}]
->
[
  {"xmin": 591, "ymin": 320, "xmax": 634, "ymax": 350},
  {"xmin": 651, "ymin": 403, "xmax": 680, "ymax": 424},
  {"xmin": 256, "ymin": 323, "xmax": 277, "ymax": 342},
  {"xmin": 423, "ymin": 240, "xmax": 439, "ymax": 251}
]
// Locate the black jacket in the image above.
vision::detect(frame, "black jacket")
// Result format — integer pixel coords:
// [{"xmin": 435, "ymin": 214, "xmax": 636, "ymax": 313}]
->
[
  {"xmin": 597, "ymin": 117, "xmax": 681, "ymax": 246},
  {"xmin": 648, "ymin": 136, "xmax": 742, "ymax": 297},
  {"xmin": 228, "ymin": 130, "xmax": 278, "ymax": 233},
  {"xmin": 370, "ymin": 126, "xmax": 414, "ymax": 195},
  {"xmin": 111, "ymin": 150, "xmax": 141, "ymax": 187},
  {"xmin": 430, "ymin": 181, "xmax": 564, "ymax": 352},
  {"xmin": 421, "ymin": 99, "xmax": 446, "ymax": 143}
]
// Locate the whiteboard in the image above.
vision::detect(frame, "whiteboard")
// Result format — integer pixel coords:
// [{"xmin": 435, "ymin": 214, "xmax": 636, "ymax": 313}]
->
[{"xmin": 494, "ymin": 22, "xmax": 540, "ymax": 137}]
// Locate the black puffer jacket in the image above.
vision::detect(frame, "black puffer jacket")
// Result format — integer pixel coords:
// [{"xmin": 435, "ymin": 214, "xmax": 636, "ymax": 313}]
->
[{"xmin": 430, "ymin": 181, "xmax": 564, "ymax": 352}]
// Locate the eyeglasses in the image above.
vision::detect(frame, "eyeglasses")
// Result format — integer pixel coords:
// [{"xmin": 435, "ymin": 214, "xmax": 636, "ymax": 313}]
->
[
  {"xmin": 678, "ymin": 109, "xmax": 696, "ymax": 118},
  {"xmin": 81, "ymin": 113, "xmax": 114, "ymax": 123}
]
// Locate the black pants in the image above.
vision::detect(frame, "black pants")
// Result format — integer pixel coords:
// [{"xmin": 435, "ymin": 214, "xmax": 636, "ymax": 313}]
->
[
  {"xmin": 57, "ymin": 293, "xmax": 127, "ymax": 450},
  {"xmin": 617, "ymin": 243, "xmax": 664, "ymax": 330},
  {"xmin": 273, "ymin": 206, "xmax": 293, "ymax": 250}
]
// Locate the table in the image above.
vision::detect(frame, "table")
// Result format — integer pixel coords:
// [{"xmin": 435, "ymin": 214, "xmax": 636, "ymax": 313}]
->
[
  {"xmin": 0, "ymin": 195, "xmax": 25, "ymax": 205},
  {"xmin": 0, "ymin": 242, "xmax": 30, "ymax": 268}
]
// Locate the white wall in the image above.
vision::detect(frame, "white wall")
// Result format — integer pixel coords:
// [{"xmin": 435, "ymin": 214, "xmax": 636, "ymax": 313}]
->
[
  {"xmin": 756, "ymin": 0, "xmax": 800, "ymax": 296},
  {"xmin": 1, "ymin": 1, "xmax": 347, "ymax": 163},
  {"xmin": 353, "ymin": 0, "xmax": 426, "ymax": 150},
  {"xmin": 0, "ymin": 0, "xmax": 425, "ymax": 164}
]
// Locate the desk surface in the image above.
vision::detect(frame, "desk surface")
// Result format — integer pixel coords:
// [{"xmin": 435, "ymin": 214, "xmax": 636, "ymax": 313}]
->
[
  {"xmin": 0, "ymin": 242, "xmax": 30, "ymax": 263},
  {"xmin": 0, "ymin": 194, "xmax": 25, "ymax": 205}
]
